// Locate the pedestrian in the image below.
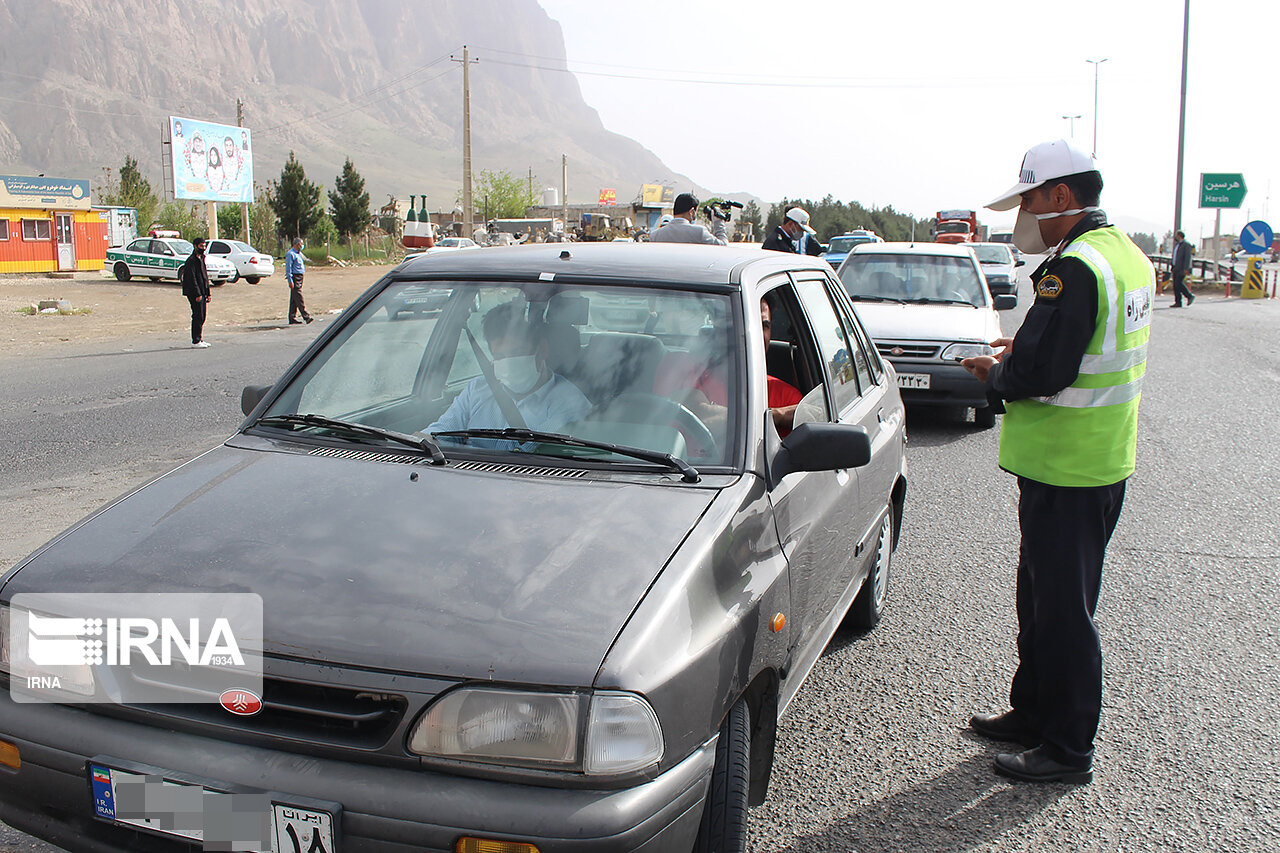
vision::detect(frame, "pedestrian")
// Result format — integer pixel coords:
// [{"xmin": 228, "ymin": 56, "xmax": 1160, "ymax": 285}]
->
[
  {"xmin": 179, "ymin": 237, "xmax": 212, "ymax": 348},
  {"xmin": 762, "ymin": 206, "xmax": 823, "ymax": 256},
  {"xmin": 1170, "ymin": 230, "xmax": 1195, "ymax": 307},
  {"xmin": 284, "ymin": 237, "xmax": 313, "ymax": 325},
  {"xmin": 650, "ymin": 193, "xmax": 728, "ymax": 245},
  {"xmin": 959, "ymin": 138, "xmax": 1155, "ymax": 784}
]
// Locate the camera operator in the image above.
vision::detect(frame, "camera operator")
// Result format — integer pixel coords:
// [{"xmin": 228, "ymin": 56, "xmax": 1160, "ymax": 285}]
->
[
  {"xmin": 651, "ymin": 193, "xmax": 728, "ymax": 245},
  {"xmin": 763, "ymin": 205, "xmax": 823, "ymax": 256}
]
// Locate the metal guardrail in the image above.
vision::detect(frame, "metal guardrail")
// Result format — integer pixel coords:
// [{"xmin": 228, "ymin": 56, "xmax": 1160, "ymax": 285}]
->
[{"xmin": 1148, "ymin": 253, "xmax": 1242, "ymax": 282}]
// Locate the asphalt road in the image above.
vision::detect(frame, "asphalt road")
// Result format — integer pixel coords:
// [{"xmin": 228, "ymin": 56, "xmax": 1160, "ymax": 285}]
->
[{"xmin": 1, "ymin": 281, "xmax": 1278, "ymax": 852}]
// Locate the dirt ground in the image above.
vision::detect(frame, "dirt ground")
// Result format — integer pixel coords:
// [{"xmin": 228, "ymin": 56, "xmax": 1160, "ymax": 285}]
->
[{"xmin": 0, "ymin": 265, "xmax": 390, "ymax": 355}]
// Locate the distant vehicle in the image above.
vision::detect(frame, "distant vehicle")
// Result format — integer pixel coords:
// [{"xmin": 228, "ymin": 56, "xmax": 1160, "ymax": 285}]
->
[
  {"xmin": 934, "ymin": 209, "xmax": 982, "ymax": 244},
  {"xmin": 968, "ymin": 242, "xmax": 1024, "ymax": 303},
  {"xmin": 821, "ymin": 230, "xmax": 883, "ymax": 268},
  {"xmin": 206, "ymin": 239, "xmax": 275, "ymax": 284},
  {"xmin": 408, "ymin": 237, "xmax": 481, "ymax": 256},
  {"xmin": 107, "ymin": 237, "xmax": 236, "ymax": 284},
  {"xmin": 988, "ymin": 229, "xmax": 1023, "ymax": 263},
  {"xmin": 836, "ymin": 241, "xmax": 1015, "ymax": 428}
]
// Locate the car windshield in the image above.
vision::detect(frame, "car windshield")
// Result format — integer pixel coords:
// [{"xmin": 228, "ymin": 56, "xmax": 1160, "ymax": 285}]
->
[
  {"xmin": 827, "ymin": 236, "xmax": 873, "ymax": 253},
  {"xmin": 169, "ymin": 240, "xmax": 194, "ymax": 255},
  {"xmin": 839, "ymin": 254, "xmax": 987, "ymax": 306},
  {"xmin": 259, "ymin": 280, "xmax": 740, "ymax": 469},
  {"xmin": 438, "ymin": 239, "xmax": 461, "ymax": 247},
  {"xmin": 971, "ymin": 245, "xmax": 1012, "ymax": 264},
  {"xmin": 935, "ymin": 222, "xmax": 970, "ymax": 234}
]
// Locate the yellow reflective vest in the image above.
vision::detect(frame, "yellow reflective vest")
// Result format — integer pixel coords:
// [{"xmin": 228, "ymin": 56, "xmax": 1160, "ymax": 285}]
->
[{"xmin": 999, "ymin": 227, "xmax": 1155, "ymax": 487}]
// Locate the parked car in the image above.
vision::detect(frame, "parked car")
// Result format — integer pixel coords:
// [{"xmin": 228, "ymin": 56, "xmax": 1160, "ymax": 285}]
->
[
  {"xmin": 106, "ymin": 237, "xmax": 236, "ymax": 285},
  {"xmin": 968, "ymin": 241, "xmax": 1024, "ymax": 302},
  {"xmin": 821, "ymin": 230, "xmax": 882, "ymax": 268},
  {"xmin": 206, "ymin": 239, "xmax": 275, "ymax": 284},
  {"xmin": 836, "ymin": 241, "xmax": 1015, "ymax": 428},
  {"xmin": 407, "ymin": 236, "xmax": 481, "ymax": 256},
  {"xmin": 0, "ymin": 243, "xmax": 908, "ymax": 852}
]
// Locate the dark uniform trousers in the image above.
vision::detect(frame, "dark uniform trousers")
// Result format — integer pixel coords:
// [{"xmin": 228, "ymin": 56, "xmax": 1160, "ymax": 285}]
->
[
  {"xmin": 187, "ymin": 295, "xmax": 206, "ymax": 344},
  {"xmin": 1011, "ymin": 476, "xmax": 1126, "ymax": 766},
  {"xmin": 289, "ymin": 275, "xmax": 310, "ymax": 323}
]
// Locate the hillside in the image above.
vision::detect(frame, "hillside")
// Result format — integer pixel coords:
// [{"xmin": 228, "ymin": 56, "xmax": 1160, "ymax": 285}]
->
[{"xmin": 0, "ymin": 0, "xmax": 700, "ymax": 213}]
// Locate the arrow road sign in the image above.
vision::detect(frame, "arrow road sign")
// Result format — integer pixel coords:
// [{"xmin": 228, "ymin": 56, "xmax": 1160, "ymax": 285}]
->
[
  {"xmin": 1200, "ymin": 173, "xmax": 1247, "ymax": 208},
  {"xmin": 1240, "ymin": 220, "xmax": 1273, "ymax": 255}
]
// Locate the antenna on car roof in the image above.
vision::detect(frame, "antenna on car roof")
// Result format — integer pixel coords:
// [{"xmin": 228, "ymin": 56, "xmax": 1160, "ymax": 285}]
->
[{"xmin": 910, "ymin": 221, "xmax": 915, "ymax": 247}]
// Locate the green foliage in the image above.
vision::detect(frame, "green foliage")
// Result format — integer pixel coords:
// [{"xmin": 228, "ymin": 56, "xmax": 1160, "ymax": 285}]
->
[
  {"xmin": 269, "ymin": 152, "xmax": 323, "ymax": 242},
  {"xmin": 328, "ymin": 158, "xmax": 371, "ymax": 243},
  {"xmin": 154, "ymin": 201, "xmax": 207, "ymax": 240},
  {"xmin": 308, "ymin": 212, "xmax": 339, "ymax": 249},
  {"xmin": 216, "ymin": 204, "xmax": 244, "ymax": 240},
  {"xmin": 249, "ymin": 183, "xmax": 279, "ymax": 253},
  {"xmin": 98, "ymin": 155, "xmax": 159, "ymax": 230},
  {"xmin": 475, "ymin": 169, "xmax": 536, "ymax": 220},
  {"xmin": 765, "ymin": 197, "xmax": 931, "ymax": 243},
  {"xmin": 1128, "ymin": 231, "xmax": 1157, "ymax": 254},
  {"xmin": 739, "ymin": 200, "xmax": 763, "ymax": 240}
]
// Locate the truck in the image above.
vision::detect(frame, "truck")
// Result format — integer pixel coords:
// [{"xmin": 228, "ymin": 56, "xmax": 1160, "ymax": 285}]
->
[{"xmin": 934, "ymin": 209, "xmax": 984, "ymax": 244}]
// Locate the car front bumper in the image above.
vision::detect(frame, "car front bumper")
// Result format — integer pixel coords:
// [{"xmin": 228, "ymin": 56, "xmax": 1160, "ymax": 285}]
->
[
  {"xmin": 887, "ymin": 359, "xmax": 989, "ymax": 408},
  {"xmin": 0, "ymin": 697, "xmax": 712, "ymax": 852},
  {"xmin": 208, "ymin": 267, "xmax": 237, "ymax": 282}
]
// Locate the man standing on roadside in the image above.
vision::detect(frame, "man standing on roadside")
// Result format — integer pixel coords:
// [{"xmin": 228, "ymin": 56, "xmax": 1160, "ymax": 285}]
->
[
  {"xmin": 284, "ymin": 237, "xmax": 313, "ymax": 325},
  {"xmin": 762, "ymin": 206, "xmax": 823, "ymax": 256},
  {"xmin": 960, "ymin": 139, "xmax": 1155, "ymax": 785},
  {"xmin": 179, "ymin": 237, "xmax": 211, "ymax": 348},
  {"xmin": 650, "ymin": 193, "xmax": 728, "ymax": 245},
  {"xmin": 1171, "ymin": 230, "xmax": 1195, "ymax": 307}
]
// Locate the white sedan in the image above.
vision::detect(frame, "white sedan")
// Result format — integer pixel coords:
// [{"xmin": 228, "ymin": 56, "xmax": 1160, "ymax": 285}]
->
[
  {"xmin": 408, "ymin": 237, "xmax": 481, "ymax": 257},
  {"xmin": 206, "ymin": 239, "xmax": 275, "ymax": 283}
]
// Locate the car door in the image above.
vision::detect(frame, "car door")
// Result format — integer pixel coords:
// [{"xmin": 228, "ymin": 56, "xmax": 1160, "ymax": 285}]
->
[
  {"xmin": 123, "ymin": 239, "xmax": 151, "ymax": 276},
  {"xmin": 764, "ymin": 275, "xmax": 865, "ymax": 677}
]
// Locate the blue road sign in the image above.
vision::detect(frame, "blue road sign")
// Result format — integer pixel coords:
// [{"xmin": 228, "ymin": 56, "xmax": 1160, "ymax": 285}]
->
[{"xmin": 1239, "ymin": 220, "xmax": 1273, "ymax": 255}]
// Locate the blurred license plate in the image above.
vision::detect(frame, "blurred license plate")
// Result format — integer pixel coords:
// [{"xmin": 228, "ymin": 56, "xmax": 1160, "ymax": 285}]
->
[
  {"xmin": 89, "ymin": 763, "xmax": 337, "ymax": 852},
  {"xmin": 896, "ymin": 373, "xmax": 931, "ymax": 389}
]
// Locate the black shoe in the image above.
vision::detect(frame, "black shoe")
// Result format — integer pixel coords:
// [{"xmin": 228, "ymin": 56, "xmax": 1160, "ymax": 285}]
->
[
  {"xmin": 969, "ymin": 710, "xmax": 1039, "ymax": 747},
  {"xmin": 994, "ymin": 746, "xmax": 1092, "ymax": 784},
  {"xmin": 1188, "ymin": 294, "xmax": 1196, "ymax": 305},
  {"xmin": 1171, "ymin": 303, "xmax": 1182, "ymax": 308},
  {"xmin": 304, "ymin": 316, "xmax": 314, "ymax": 324},
  {"xmin": 288, "ymin": 319, "xmax": 303, "ymax": 325}
]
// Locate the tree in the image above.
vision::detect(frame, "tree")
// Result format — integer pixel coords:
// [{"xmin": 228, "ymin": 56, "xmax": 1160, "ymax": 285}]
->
[
  {"xmin": 328, "ymin": 158, "xmax": 371, "ymax": 244},
  {"xmin": 1128, "ymin": 231, "xmax": 1157, "ymax": 254},
  {"xmin": 249, "ymin": 183, "xmax": 279, "ymax": 253},
  {"xmin": 269, "ymin": 152, "xmax": 323, "ymax": 242},
  {"xmin": 216, "ymin": 204, "xmax": 243, "ymax": 240},
  {"xmin": 739, "ymin": 200, "xmax": 763, "ymax": 241},
  {"xmin": 153, "ymin": 200, "xmax": 206, "ymax": 240},
  {"xmin": 473, "ymin": 169, "xmax": 536, "ymax": 220},
  {"xmin": 99, "ymin": 155, "xmax": 159, "ymax": 230}
]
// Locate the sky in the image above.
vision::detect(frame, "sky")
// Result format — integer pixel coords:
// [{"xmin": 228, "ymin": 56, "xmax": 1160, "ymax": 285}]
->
[{"xmin": 536, "ymin": 0, "xmax": 1275, "ymax": 244}]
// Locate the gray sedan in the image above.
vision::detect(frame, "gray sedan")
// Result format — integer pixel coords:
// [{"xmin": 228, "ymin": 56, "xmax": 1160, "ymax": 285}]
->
[{"xmin": 0, "ymin": 243, "xmax": 907, "ymax": 852}]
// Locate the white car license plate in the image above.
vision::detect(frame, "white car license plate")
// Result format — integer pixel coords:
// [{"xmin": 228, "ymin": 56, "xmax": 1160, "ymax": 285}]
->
[
  {"xmin": 90, "ymin": 763, "xmax": 337, "ymax": 853},
  {"xmin": 896, "ymin": 372, "xmax": 931, "ymax": 390}
]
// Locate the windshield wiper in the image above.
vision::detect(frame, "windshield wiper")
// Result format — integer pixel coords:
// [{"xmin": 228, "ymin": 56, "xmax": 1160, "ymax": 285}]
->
[
  {"xmin": 847, "ymin": 294, "xmax": 905, "ymax": 304},
  {"xmin": 904, "ymin": 297, "xmax": 978, "ymax": 307},
  {"xmin": 433, "ymin": 428, "xmax": 701, "ymax": 483},
  {"xmin": 257, "ymin": 413, "xmax": 447, "ymax": 464}
]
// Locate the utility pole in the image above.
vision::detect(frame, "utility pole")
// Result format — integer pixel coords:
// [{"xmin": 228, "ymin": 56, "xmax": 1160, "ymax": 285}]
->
[
  {"xmin": 1173, "ymin": 0, "xmax": 1191, "ymax": 236},
  {"xmin": 561, "ymin": 154, "xmax": 568, "ymax": 234},
  {"xmin": 237, "ymin": 98, "xmax": 249, "ymax": 242},
  {"xmin": 528, "ymin": 167, "xmax": 533, "ymax": 207},
  {"xmin": 1086, "ymin": 58, "xmax": 1109, "ymax": 158},
  {"xmin": 1061, "ymin": 114, "xmax": 1082, "ymax": 138},
  {"xmin": 453, "ymin": 46, "xmax": 478, "ymax": 236}
]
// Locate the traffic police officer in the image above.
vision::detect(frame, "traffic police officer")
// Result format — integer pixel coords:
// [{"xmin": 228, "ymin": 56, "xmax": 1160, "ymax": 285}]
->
[{"xmin": 961, "ymin": 139, "xmax": 1155, "ymax": 783}]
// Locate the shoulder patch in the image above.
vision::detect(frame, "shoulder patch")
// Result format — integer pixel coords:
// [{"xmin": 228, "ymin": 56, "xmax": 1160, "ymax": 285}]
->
[{"xmin": 1036, "ymin": 275, "xmax": 1064, "ymax": 299}]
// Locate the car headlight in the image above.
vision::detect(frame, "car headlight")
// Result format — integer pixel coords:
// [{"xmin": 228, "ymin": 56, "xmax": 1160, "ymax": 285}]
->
[
  {"xmin": 0, "ymin": 601, "xmax": 96, "ymax": 696},
  {"xmin": 940, "ymin": 342, "xmax": 995, "ymax": 361},
  {"xmin": 408, "ymin": 687, "xmax": 663, "ymax": 775}
]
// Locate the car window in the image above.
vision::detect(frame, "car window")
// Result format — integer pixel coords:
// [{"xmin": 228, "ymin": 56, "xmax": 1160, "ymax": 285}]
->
[
  {"xmin": 794, "ymin": 277, "xmax": 860, "ymax": 413},
  {"xmin": 232, "ymin": 241, "xmax": 255, "ymax": 252},
  {"xmin": 839, "ymin": 253, "xmax": 986, "ymax": 306},
  {"xmin": 126, "ymin": 239, "xmax": 149, "ymax": 253},
  {"xmin": 828, "ymin": 284, "xmax": 878, "ymax": 392},
  {"xmin": 171, "ymin": 240, "xmax": 194, "ymax": 255},
  {"xmin": 209, "ymin": 241, "xmax": 229, "ymax": 254},
  {"xmin": 971, "ymin": 244, "xmax": 1012, "ymax": 264}
]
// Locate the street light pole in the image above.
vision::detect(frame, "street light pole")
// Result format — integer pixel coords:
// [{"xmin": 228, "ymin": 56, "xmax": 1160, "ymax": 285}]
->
[
  {"xmin": 1062, "ymin": 114, "xmax": 1082, "ymax": 138},
  {"xmin": 1086, "ymin": 57, "xmax": 1109, "ymax": 158},
  {"xmin": 1173, "ymin": 0, "xmax": 1191, "ymax": 236}
]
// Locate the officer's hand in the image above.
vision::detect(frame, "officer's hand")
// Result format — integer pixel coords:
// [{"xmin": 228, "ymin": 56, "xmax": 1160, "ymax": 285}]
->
[
  {"xmin": 961, "ymin": 355, "xmax": 997, "ymax": 382},
  {"xmin": 989, "ymin": 337, "xmax": 1014, "ymax": 362}
]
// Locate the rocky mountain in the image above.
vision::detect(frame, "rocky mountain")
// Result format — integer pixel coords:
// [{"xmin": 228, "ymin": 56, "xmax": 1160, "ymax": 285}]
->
[{"xmin": 0, "ymin": 0, "xmax": 698, "ymax": 214}]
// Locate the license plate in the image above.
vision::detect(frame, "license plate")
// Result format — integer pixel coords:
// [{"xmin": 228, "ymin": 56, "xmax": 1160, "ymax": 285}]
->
[
  {"xmin": 89, "ymin": 763, "xmax": 337, "ymax": 852},
  {"xmin": 896, "ymin": 372, "xmax": 931, "ymax": 390}
]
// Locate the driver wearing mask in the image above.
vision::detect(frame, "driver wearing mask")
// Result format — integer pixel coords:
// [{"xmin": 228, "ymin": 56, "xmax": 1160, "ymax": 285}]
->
[{"xmin": 428, "ymin": 300, "xmax": 591, "ymax": 445}]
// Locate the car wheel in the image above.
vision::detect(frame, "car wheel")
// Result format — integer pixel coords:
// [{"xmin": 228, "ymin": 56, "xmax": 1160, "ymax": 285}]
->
[
  {"xmin": 245, "ymin": 276, "xmax": 260, "ymax": 284},
  {"xmin": 231, "ymin": 271, "xmax": 241, "ymax": 283},
  {"xmin": 974, "ymin": 405, "xmax": 996, "ymax": 429},
  {"xmin": 694, "ymin": 699, "xmax": 750, "ymax": 853},
  {"xmin": 848, "ymin": 509, "xmax": 893, "ymax": 629},
  {"xmin": 113, "ymin": 263, "xmax": 131, "ymax": 282}
]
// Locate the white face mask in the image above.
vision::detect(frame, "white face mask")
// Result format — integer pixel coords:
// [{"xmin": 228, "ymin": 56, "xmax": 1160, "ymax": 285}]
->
[
  {"xmin": 1012, "ymin": 204, "xmax": 1099, "ymax": 254},
  {"xmin": 493, "ymin": 355, "xmax": 540, "ymax": 395}
]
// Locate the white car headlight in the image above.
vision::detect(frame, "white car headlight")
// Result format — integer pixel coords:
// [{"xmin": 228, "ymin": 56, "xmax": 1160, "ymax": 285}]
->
[
  {"xmin": 941, "ymin": 342, "xmax": 995, "ymax": 362},
  {"xmin": 0, "ymin": 602, "xmax": 96, "ymax": 696},
  {"xmin": 408, "ymin": 687, "xmax": 663, "ymax": 775}
]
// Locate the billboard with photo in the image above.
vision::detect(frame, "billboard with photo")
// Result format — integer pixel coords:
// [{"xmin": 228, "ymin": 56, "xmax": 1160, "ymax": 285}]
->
[{"xmin": 166, "ymin": 116, "xmax": 254, "ymax": 203}]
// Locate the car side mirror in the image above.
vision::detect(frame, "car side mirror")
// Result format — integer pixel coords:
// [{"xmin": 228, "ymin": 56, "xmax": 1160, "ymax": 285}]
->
[
  {"xmin": 1015, "ymin": 259, "xmax": 1026, "ymax": 267},
  {"xmin": 241, "ymin": 384, "xmax": 272, "ymax": 416},
  {"xmin": 769, "ymin": 422, "xmax": 871, "ymax": 486},
  {"xmin": 993, "ymin": 294, "xmax": 1017, "ymax": 311}
]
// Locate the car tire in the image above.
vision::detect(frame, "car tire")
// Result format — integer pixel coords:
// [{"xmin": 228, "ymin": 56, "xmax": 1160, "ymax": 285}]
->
[
  {"xmin": 974, "ymin": 405, "xmax": 997, "ymax": 429},
  {"xmin": 848, "ymin": 509, "xmax": 892, "ymax": 629},
  {"xmin": 113, "ymin": 263, "xmax": 131, "ymax": 282},
  {"xmin": 694, "ymin": 699, "xmax": 750, "ymax": 853},
  {"xmin": 245, "ymin": 276, "xmax": 260, "ymax": 284},
  {"xmin": 231, "ymin": 271, "xmax": 241, "ymax": 283}
]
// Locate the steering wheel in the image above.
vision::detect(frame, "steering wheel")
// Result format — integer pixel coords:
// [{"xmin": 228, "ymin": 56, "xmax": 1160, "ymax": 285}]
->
[{"xmin": 595, "ymin": 392, "xmax": 719, "ymax": 460}]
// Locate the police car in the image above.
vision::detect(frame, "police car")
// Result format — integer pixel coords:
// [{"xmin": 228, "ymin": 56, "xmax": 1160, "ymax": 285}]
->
[{"xmin": 106, "ymin": 237, "xmax": 237, "ymax": 284}]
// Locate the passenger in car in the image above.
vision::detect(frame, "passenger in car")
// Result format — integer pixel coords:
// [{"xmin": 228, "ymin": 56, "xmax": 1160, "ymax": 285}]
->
[{"xmin": 428, "ymin": 301, "xmax": 591, "ymax": 444}]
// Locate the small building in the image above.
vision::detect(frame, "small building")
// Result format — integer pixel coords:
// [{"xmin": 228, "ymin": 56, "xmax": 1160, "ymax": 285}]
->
[{"xmin": 0, "ymin": 175, "xmax": 108, "ymax": 273}]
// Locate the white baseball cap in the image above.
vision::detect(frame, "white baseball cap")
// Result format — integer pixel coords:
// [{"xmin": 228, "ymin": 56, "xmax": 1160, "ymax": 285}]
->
[
  {"xmin": 986, "ymin": 139, "xmax": 1099, "ymax": 211},
  {"xmin": 785, "ymin": 207, "xmax": 816, "ymax": 234}
]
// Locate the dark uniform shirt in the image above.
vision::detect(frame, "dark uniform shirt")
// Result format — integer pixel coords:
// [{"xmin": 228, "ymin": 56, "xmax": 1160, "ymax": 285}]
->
[{"xmin": 985, "ymin": 210, "xmax": 1108, "ymax": 409}]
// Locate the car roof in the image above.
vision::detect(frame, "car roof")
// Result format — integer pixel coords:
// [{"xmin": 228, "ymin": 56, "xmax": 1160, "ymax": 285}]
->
[
  {"xmin": 848, "ymin": 241, "xmax": 976, "ymax": 258},
  {"xmin": 392, "ymin": 242, "xmax": 832, "ymax": 289}
]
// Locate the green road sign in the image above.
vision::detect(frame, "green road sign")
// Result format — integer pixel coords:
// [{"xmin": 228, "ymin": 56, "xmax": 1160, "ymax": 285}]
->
[{"xmin": 1200, "ymin": 173, "xmax": 1247, "ymax": 208}]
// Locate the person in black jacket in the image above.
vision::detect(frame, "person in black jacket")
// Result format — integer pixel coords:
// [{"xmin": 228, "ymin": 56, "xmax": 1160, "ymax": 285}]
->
[
  {"xmin": 762, "ymin": 206, "xmax": 823, "ymax": 255},
  {"xmin": 180, "ymin": 238, "xmax": 212, "ymax": 348},
  {"xmin": 1170, "ymin": 230, "xmax": 1195, "ymax": 307}
]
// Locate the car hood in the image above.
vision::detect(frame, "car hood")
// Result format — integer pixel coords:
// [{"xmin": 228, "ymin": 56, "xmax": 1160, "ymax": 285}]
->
[
  {"xmin": 2, "ymin": 441, "xmax": 719, "ymax": 685},
  {"xmin": 851, "ymin": 301, "xmax": 1000, "ymax": 342}
]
